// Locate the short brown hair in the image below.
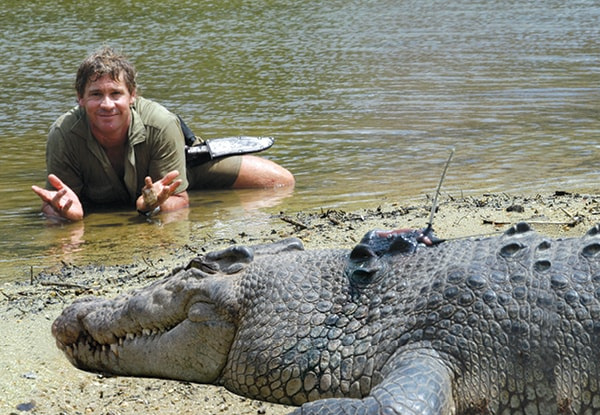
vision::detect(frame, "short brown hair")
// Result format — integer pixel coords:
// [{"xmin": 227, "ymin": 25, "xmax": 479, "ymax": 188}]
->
[{"xmin": 75, "ymin": 46, "xmax": 137, "ymax": 98}]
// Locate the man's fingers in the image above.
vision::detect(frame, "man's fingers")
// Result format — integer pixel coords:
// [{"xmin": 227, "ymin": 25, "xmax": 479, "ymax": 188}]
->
[
  {"xmin": 147, "ymin": 171, "xmax": 180, "ymax": 188},
  {"xmin": 160, "ymin": 170, "xmax": 180, "ymax": 185},
  {"xmin": 32, "ymin": 185, "xmax": 51, "ymax": 202},
  {"xmin": 52, "ymin": 188, "xmax": 66, "ymax": 203},
  {"xmin": 51, "ymin": 189, "xmax": 71, "ymax": 211},
  {"xmin": 32, "ymin": 185, "xmax": 58, "ymax": 204},
  {"xmin": 61, "ymin": 198, "xmax": 73, "ymax": 212},
  {"xmin": 167, "ymin": 179, "xmax": 182, "ymax": 193},
  {"xmin": 141, "ymin": 173, "xmax": 181, "ymax": 209},
  {"xmin": 47, "ymin": 174, "xmax": 65, "ymax": 190},
  {"xmin": 32, "ymin": 185, "xmax": 71, "ymax": 213}
]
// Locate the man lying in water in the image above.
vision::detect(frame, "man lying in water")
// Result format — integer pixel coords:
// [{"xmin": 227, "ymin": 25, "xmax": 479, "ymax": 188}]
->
[{"xmin": 32, "ymin": 46, "xmax": 294, "ymax": 221}]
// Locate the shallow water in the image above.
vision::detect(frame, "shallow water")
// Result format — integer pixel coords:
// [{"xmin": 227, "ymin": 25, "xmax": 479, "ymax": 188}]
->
[{"xmin": 1, "ymin": 0, "xmax": 599, "ymax": 282}]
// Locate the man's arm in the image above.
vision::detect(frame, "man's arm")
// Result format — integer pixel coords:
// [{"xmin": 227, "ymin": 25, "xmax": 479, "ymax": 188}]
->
[{"xmin": 32, "ymin": 174, "xmax": 85, "ymax": 221}]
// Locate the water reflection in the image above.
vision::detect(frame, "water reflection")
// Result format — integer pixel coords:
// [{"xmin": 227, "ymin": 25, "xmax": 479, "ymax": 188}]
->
[
  {"xmin": 138, "ymin": 207, "xmax": 191, "ymax": 227},
  {"xmin": 40, "ymin": 220, "xmax": 86, "ymax": 264},
  {"xmin": 20, "ymin": 186, "xmax": 294, "ymax": 278},
  {"xmin": 207, "ymin": 186, "xmax": 295, "ymax": 212}
]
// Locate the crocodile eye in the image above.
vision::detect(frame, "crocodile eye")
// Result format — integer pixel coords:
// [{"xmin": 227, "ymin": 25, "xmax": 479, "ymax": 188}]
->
[
  {"xmin": 388, "ymin": 236, "xmax": 416, "ymax": 254},
  {"xmin": 504, "ymin": 222, "xmax": 532, "ymax": 236}
]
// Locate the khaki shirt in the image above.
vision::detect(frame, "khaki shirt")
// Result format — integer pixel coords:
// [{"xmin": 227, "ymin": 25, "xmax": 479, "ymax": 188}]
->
[{"xmin": 45, "ymin": 97, "xmax": 188, "ymax": 207}]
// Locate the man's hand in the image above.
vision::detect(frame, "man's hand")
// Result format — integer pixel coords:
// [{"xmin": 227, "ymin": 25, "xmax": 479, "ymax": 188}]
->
[
  {"xmin": 31, "ymin": 174, "xmax": 84, "ymax": 221},
  {"xmin": 136, "ymin": 170, "xmax": 189, "ymax": 214}
]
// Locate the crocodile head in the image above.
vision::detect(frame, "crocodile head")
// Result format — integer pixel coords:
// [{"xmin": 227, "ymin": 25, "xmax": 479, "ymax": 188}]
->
[
  {"xmin": 51, "ymin": 238, "xmax": 306, "ymax": 383},
  {"xmin": 51, "ymin": 267, "xmax": 240, "ymax": 382}
]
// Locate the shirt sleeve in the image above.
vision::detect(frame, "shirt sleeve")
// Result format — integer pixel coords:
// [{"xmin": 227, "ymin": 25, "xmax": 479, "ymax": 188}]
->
[
  {"xmin": 45, "ymin": 124, "xmax": 85, "ymax": 197},
  {"xmin": 146, "ymin": 114, "xmax": 189, "ymax": 194}
]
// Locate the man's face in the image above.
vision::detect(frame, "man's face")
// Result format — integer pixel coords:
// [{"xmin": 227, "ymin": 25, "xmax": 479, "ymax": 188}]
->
[{"xmin": 77, "ymin": 73, "xmax": 136, "ymax": 141}]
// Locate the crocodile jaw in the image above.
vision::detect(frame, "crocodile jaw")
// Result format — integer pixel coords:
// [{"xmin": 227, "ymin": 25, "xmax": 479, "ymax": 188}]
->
[{"xmin": 51, "ymin": 273, "xmax": 237, "ymax": 383}]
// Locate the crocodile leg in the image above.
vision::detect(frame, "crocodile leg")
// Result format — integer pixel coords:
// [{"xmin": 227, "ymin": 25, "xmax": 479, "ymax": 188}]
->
[{"xmin": 293, "ymin": 349, "xmax": 455, "ymax": 415}]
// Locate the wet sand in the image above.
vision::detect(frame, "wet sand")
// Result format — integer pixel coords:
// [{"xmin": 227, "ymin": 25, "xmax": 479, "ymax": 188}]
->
[{"xmin": 2, "ymin": 192, "xmax": 599, "ymax": 414}]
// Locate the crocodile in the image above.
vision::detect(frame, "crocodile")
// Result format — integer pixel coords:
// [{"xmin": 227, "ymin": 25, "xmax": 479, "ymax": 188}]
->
[{"xmin": 52, "ymin": 223, "xmax": 600, "ymax": 414}]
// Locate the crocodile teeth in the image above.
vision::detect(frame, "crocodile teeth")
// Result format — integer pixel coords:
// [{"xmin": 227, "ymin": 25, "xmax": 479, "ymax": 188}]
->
[
  {"xmin": 110, "ymin": 343, "xmax": 119, "ymax": 357},
  {"xmin": 65, "ymin": 345, "xmax": 74, "ymax": 359}
]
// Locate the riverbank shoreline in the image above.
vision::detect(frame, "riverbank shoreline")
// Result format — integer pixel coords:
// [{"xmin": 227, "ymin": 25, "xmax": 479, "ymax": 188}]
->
[{"xmin": 2, "ymin": 191, "xmax": 599, "ymax": 414}]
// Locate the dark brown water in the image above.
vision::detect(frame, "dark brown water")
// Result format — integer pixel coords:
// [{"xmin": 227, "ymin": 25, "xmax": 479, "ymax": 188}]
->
[{"xmin": 1, "ymin": 0, "xmax": 599, "ymax": 282}]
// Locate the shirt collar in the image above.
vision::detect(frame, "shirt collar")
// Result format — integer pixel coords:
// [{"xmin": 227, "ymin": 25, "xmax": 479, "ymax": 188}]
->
[{"xmin": 128, "ymin": 99, "xmax": 146, "ymax": 146}]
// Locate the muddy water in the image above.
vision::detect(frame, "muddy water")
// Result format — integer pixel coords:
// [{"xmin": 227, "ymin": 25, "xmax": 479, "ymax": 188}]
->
[{"xmin": 1, "ymin": 0, "xmax": 598, "ymax": 282}]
